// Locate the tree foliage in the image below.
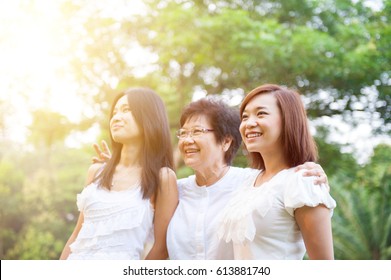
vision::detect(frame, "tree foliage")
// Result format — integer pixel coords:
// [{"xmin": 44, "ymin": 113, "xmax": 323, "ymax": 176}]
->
[
  {"xmin": 0, "ymin": 142, "xmax": 91, "ymax": 259},
  {"xmin": 54, "ymin": 0, "xmax": 391, "ymax": 136},
  {"xmin": 331, "ymin": 144, "xmax": 391, "ymax": 259},
  {"xmin": 130, "ymin": 0, "xmax": 390, "ymax": 133}
]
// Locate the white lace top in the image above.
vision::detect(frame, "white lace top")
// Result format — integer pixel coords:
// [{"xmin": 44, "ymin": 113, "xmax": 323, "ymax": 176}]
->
[
  {"xmin": 67, "ymin": 182, "xmax": 154, "ymax": 260},
  {"xmin": 218, "ymin": 168, "xmax": 336, "ymax": 260}
]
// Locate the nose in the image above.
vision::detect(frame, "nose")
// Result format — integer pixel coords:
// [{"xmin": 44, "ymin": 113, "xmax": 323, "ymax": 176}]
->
[
  {"xmin": 111, "ymin": 112, "xmax": 123, "ymax": 123},
  {"xmin": 181, "ymin": 134, "xmax": 195, "ymax": 143},
  {"xmin": 245, "ymin": 118, "xmax": 257, "ymax": 128}
]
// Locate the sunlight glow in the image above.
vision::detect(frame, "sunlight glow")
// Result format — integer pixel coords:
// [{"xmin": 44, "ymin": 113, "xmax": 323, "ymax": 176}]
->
[{"xmin": 0, "ymin": 0, "xmax": 145, "ymax": 144}]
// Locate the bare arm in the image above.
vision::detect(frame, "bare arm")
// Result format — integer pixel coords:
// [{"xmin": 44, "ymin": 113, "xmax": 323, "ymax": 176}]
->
[
  {"xmin": 59, "ymin": 212, "xmax": 84, "ymax": 260},
  {"xmin": 59, "ymin": 163, "xmax": 102, "ymax": 260},
  {"xmin": 295, "ymin": 162, "xmax": 329, "ymax": 187},
  {"xmin": 295, "ymin": 205, "xmax": 334, "ymax": 260},
  {"xmin": 145, "ymin": 168, "xmax": 178, "ymax": 260}
]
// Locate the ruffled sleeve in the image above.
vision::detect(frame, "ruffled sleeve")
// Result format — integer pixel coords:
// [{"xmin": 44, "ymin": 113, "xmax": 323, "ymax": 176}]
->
[
  {"xmin": 76, "ymin": 183, "xmax": 95, "ymax": 212},
  {"xmin": 283, "ymin": 169, "xmax": 336, "ymax": 217},
  {"xmin": 76, "ymin": 165, "xmax": 105, "ymax": 212}
]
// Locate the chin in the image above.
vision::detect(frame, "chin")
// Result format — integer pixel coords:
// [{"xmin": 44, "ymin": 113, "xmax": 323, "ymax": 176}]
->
[
  {"xmin": 183, "ymin": 159, "xmax": 198, "ymax": 168},
  {"xmin": 246, "ymin": 147, "xmax": 262, "ymax": 154}
]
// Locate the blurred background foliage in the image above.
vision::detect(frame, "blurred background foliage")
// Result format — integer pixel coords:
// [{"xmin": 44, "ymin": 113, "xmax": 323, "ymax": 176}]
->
[{"xmin": 0, "ymin": 0, "xmax": 390, "ymax": 259}]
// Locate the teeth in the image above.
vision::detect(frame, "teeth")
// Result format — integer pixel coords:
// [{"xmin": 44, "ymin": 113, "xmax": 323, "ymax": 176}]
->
[
  {"xmin": 185, "ymin": 149, "xmax": 199, "ymax": 153},
  {"xmin": 246, "ymin": 132, "xmax": 262, "ymax": 138}
]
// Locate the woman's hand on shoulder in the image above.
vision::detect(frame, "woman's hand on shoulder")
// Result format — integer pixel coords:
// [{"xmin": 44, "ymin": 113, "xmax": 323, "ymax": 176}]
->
[{"xmin": 295, "ymin": 162, "xmax": 329, "ymax": 189}]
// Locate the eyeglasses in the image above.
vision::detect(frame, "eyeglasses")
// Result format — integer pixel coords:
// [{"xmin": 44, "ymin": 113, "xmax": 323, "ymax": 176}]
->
[{"xmin": 176, "ymin": 127, "xmax": 214, "ymax": 139}]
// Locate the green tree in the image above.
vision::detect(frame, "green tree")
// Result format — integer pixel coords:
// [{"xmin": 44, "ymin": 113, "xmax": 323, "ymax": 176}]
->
[
  {"xmin": 332, "ymin": 144, "xmax": 391, "ymax": 259},
  {"xmin": 0, "ymin": 160, "xmax": 25, "ymax": 259},
  {"xmin": 315, "ymin": 125, "xmax": 360, "ymax": 177},
  {"xmin": 6, "ymin": 227, "xmax": 63, "ymax": 260},
  {"xmin": 54, "ymin": 0, "xmax": 391, "ymax": 139},
  {"xmin": 28, "ymin": 110, "xmax": 75, "ymax": 149},
  {"xmin": 0, "ymin": 143, "xmax": 92, "ymax": 259},
  {"xmin": 129, "ymin": 0, "xmax": 391, "ymax": 133}
]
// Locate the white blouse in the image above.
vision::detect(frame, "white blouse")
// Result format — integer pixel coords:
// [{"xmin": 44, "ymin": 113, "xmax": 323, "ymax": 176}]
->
[
  {"xmin": 167, "ymin": 167, "xmax": 259, "ymax": 260},
  {"xmin": 218, "ymin": 168, "xmax": 336, "ymax": 260},
  {"xmin": 67, "ymin": 182, "xmax": 154, "ymax": 260}
]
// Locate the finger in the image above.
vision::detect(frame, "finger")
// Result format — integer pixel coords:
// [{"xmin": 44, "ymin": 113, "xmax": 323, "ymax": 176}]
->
[
  {"xmin": 93, "ymin": 143, "xmax": 102, "ymax": 156},
  {"xmin": 102, "ymin": 140, "xmax": 111, "ymax": 157},
  {"xmin": 315, "ymin": 181, "xmax": 330, "ymax": 192},
  {"xmin": 314, "ymin": 174, "xmax": 328, "ymax": 185},
  {"xmin": 101, "ymin": 140, "xmax": 110, "ymax": 154},
  {"xmin": 313, "ymin": 175, "xmax": 322, "ymax": 185},
  {"xmin": 100, "ymin": 152, "xmax": 111, "ymax": 161},
  {"xmin": 91, "ymin": 157, "xmax": 102, "ymax": 164},
  {"xmin": 301, "ymin": 169, "xmax": 317, "ymax": 177}
]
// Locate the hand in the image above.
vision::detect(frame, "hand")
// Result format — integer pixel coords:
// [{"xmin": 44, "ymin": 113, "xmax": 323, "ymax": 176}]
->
[
  {"xmin": 295, "ymin": 162, "xmax": 329, "ymax": 189},
  {"xmin": 92, "ymin": 140, "xmax": 112, "ymax": 164}
]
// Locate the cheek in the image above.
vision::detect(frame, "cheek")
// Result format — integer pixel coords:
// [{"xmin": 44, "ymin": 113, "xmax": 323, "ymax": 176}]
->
[
  {"xmin": 239, "ymin": 123, "xmax": 246, "ymax": 138},
  {"xmin": 274, "ymin": 118, "xmax": 283, "ymax": 130},
  {"xmin": 177, "ymin": 141, "xmax": 185, "ymax": 153},
  {"xmin": 272, "ymin": 120, "xmax": 283, "ymax": 138}
]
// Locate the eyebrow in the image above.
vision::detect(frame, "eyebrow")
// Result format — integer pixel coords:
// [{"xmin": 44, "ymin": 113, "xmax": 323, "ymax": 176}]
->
[
  {"xmin": 243, "ymin": 105, "xmax": 268, "ymax": 112},
  {"xmin": 181, "ymin": 126, "xmax": 203, "ymax": 130},
  {"xmin": 114, "ymin": 103, "xmax": 130, "ymax": 111}
]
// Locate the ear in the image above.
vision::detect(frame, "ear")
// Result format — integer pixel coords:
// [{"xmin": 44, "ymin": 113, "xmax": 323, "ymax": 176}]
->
[{"xmin": 222, "ymin": 137, "xmax": 233, "ymax": 152}]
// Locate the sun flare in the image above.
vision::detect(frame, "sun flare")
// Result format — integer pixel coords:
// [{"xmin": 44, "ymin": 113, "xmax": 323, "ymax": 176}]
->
[{"xmin": 0, "ymin": 0, "xmax": 146, "ymax": 143}]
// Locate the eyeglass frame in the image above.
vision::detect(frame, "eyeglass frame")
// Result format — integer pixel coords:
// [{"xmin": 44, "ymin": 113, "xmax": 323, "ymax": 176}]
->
[{"xmin": 176, "ymin": 127, "xmax": 215, "ymax": 139}]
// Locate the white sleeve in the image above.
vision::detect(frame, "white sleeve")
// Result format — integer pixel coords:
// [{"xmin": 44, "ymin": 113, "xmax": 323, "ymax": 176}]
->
[{"xmin": 284, "ymin": 170, "xmax": 336, "ymax": 217}]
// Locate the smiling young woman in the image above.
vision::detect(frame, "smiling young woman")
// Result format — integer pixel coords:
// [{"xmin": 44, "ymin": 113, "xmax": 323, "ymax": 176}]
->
[{"xmin": 218, "ymin": 84, "xmax": 336, "ymax": 260}]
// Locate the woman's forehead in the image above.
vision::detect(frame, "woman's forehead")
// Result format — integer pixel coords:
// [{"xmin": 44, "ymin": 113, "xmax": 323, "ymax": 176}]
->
[
  {"xmin": 183, "ymin": 114, "xmax": 211, "ymax": 127},
  {"xmin": 112, "ymin": 95, "xmax": 128, "ymax": 111},
  {"xmin": 116, "ymin": 95, "xmax": 128, "ymax": 105}
]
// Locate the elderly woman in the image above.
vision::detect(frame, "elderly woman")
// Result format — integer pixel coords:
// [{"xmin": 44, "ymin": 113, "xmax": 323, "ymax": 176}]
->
[
  {"xmin": 93, "ymin": 97, "xmax": 328, "ymax": 260},
  {"xmin": 166, "ymin": 98, "xmax": 328, "ymax": 260}
]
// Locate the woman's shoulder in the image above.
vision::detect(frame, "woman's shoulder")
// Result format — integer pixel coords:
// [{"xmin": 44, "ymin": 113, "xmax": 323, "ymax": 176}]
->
[
  {"xmin": 282, "ymin": 168, "xmax": 314, "ymax": 183},
  {"xmin": 282, "ymin": 168, "xmax": 336, "ymax": 215},
  {"xmin": 272, "ymin": 168, "xmax": 316, "ymax": 193},
  {"xmin": 229, "ymin": 166, "xmax": 261, "ymax": 180},
  {"xmin": 159, "ymin": 167, "xmax": 178, "ymax": 189},
  {"xmin": 85, "ymin": 163, "xmax": 105, "ymax": 186},
  {"xmin": 159, "ymin": 167, "xmax": 177, "ymax": 180}
]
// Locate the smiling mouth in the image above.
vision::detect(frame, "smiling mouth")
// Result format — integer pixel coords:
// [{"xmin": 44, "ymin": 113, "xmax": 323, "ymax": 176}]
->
[
  {"xmin": 185, "ymin": 149, "xmax": 199, "ymax": 154},
  {"xmin": 246, "ymin": 132, "xmax": 262, "ymax": 138}
]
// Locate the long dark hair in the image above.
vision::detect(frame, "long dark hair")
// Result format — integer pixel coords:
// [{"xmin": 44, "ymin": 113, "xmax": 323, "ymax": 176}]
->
[
  {"xmin": 240, "ymin": 84, "xmax": 318, "ymax": 169},
  {"xmin": 97, "ymin": 88, "xmax": 174, "ymax": 199}
]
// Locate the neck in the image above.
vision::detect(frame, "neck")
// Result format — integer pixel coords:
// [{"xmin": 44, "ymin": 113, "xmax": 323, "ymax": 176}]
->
[
  {"xmin": 258, "ymin": 151, "xmax": 289, "ymax": 184},
  {"xmin": 119, "ymin": 144, "xmax": 142, "ymax": 167},
  {"xmin": 195, "ymin": 164, "xmax": 230, "ymax": 187}
]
